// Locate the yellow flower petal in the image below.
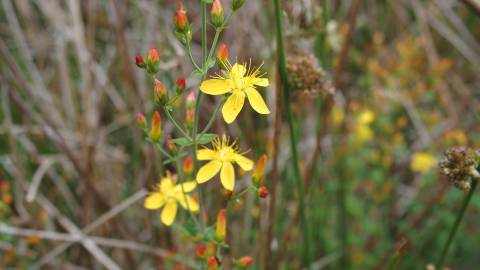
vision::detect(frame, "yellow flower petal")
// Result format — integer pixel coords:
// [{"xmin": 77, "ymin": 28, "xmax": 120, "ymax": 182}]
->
[
  {"xmin": 246, "ymin": 88, "xmax": 270, "ymax": 114},
  {"xmin": 161, "ymin": 200, "xmax": 177, "ymax": 226},
  {"xmin": 160, "ymin": 177, "xmax": 174, "ymax": 193},
  {"xmin": 144, "ymin": 193, "xmax": 165, "ymax": 209},
  {"xmin": 234, "ymin": 154, "xmax": 254, "ymax": 171},
  {"xmin": 250, "ymin": 77, "xmax": 269, "ymax": 87},
  {"xmin": 222, "ymin": 92, "xmax": 245, "ymax": 124},
  {"xmin": 220, "ymin": 162, "xmax": 235, "ymax": 191},
  {"xmin": 197, "ymin": 149, "xmax": 216, "ymax": 160},
  {"xmin": 174, "ymin": 181, "xmax": 197, "ymax": 193},
  {"xmin": 196, "ymin": 160, "xmax": 222, "ymax": 183},
  {"xmin": 175, "ymin": 194, "xmax": 199, "ymax": 212},
  {"xmin": 200, "ymin": 79, "xmax": 231, "ymax": 95},
  {"xmin": 231, "ymin": 63, "xmax": 246, "ymax": 78}
]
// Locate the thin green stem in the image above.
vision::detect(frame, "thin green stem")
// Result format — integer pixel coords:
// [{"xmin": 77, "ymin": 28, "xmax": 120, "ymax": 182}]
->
[
  {"xmin": 437, "ymin": 178, "xmax": 478, "ymax": 268},
  {"xmin": 186, "ymin": 40, "xmax": 202, "ymax": 72},
  {"xmin": 164, "ymin": 108, "xmax": 192, "ymax": 140},
  {"xmin": 273, "ymin": 0, "xmax": 312, "ymax": 267},
  {"xmin": 206, "ymin": 13, "xmax": 232, "ymax": 64},
  {"xmin": 200, "ymin": 97, "xmax": 226, "ymax": 134}
]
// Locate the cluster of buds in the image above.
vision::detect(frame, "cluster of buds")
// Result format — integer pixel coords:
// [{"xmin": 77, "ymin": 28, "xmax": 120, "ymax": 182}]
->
[
  {"xmin": 216, "ymin": 43, "xmax": 229, "ymax": 69},
  {"xmin": 174, "ymin": 2, "xmax": 192, "ymax": 44},
  {"xmin": 234, "ymin": 256, "xmax": 254, "ymax": 268},
  {"xmin": 154, "ymin": 79, "xmax": 169, "ymax": 106},
  {"xmin": 185, "ymin": 91, "xmax": 196, "ymax": 129},
  {"xmin": 439, "ymin": 146, "xmax": 480, "ymax": 192},
  {"xmin": 252, "ymin": 155, "xmax": 269, "ymax": 198},
  {"xmin": 136, "ymin": 48, "xmax": 160, "ymax": 74},
  {"xmin": 210, "ymin": 0, "xmax": 224, "ymax": 28}
]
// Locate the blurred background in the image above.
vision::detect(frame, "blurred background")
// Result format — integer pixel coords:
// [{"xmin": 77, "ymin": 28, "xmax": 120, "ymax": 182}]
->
[{"xmin": 1, "ymin": 0, "xmax": 480, "ymax": 269}]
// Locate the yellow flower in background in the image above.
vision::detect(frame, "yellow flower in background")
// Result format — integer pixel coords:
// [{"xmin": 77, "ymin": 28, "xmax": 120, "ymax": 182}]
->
[
  {"xmin": 410, "ymin": 152, "xmax": 437, "ymax": 173},
  {"xmin": 353, "ymin": 109, "xmax": 375, "ymax": 142},
  {"xmin": 357, "ymin": 109, "xmax": 375, "ymax": 125},
  {"xmin": 196, "ymin": 135, "xmax": 253, "ymax": 191},
  {"xmin": 199, "ymin": 62, "xmax": 270, "ymax": 124},
  {"xmin": 144, "ymin": 173, "xmax": 199, "ymax": 226}
]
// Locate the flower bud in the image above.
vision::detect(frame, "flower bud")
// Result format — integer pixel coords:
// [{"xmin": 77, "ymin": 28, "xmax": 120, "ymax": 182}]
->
[
  {"xmin": 154, "ymin": 79, "xmax": 169, "ymax": 105},
  {"xmin": 186, "ymin": 108, "xmax": 195, "ymax": 128},
  {"xmin": 205, "ymin": 243, "xmax": 217, "ymax": 257},
  {"xmin": 149, "ymin": 112, "xmax": 162, "ymax": 141},
  {"xmin": 166, "ymin": 136, "xmax": 177, "ymax": 154},
  {"xmin": 147, "ymin": 48, "xmax": 160, "ymax": 64},
  {"xmin": 136, "ymin": 113, "xmax": 147, "ymax": 129},
  {"xmin": 232, "ymin": 0, "xmax": 246, "ymax": 11},
  {"xmin": 176, "ymin": 77, "xmax": 186, "ymax": 95},
  {"xmin": 237, "ymin": 256, "xmax": 254, "ymax": 268},
  {"xmin": 174, "ymin": 2, "xmax": 189, "ymax": 32},
  {"xmin": 183, "ymin": 156, "xmax": 193, "ymax": 175},
  {"xmin": 215, "ymin": 209, "xmax": 226, "ymax": 242},
  {"xmin": 207, "ymin": 256, "xmax": 219, "ymax": 270},
  {"xmin": 0, "ymin": 181, "xmax": 10, "ymax": 192},
  {"xmin": 210, "ymin": 0, "xmax": 224, "ymax": 28},
  {"xmin": 252, "ymin": 154, "xmax": 268, "ymax": 187},
  {"xmin": 195, "ymin": 244, "xmax": 207, "ymax": 258},
  {"xmin": 186, "ymin": 91, "xmax": 196, "ymax": 109},
  {"xmin": 135, "ymin": 55, "xmax": 145, "ymax": 68},
  {"xmin": 223, "ymin": 189, "xmax": 233, "ymax": 200},
  {"xmin": 258, "ymin": 187, "xmax": 268, "ymax": 198},
  {"xmin": 216, "ymin": 43, "xmax": 229, "ymax": 68}
]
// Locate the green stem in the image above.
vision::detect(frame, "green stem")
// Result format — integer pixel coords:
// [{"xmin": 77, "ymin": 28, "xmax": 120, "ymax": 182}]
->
[
  {"xmin": 437, "ymin": 178, "xmax": 478, "ymax": 268},
  {"xmin": 273, "ymin": 0, "xmax": 312, "ymax": 267},
  {"xmin": 200, "ymin": 97, "xmax": 226, "ymax": 134},
  {"xmin": 164, "ymin": 108, "xmax": 192, "ymax": 140},
  {"xmin": 186, "ymin": 40, "xmax": 202, "ymax": 72},
  {"xmin": 206, "ymin": 13, "xmax": 232, "ymax": 64}
]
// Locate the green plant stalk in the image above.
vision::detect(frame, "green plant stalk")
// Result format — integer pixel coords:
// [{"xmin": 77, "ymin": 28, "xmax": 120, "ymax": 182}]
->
[
  {"xmin": 337, "ymin": 156, "xmax": 349, "ymax": 269},
  {"xmin": 200, "ymin": 97, "xmax": 226, "ymax": 134},
  {"xmin": 437, "ymin": 178, "xmax": 478, "ymax": 268},
  {"xmin": 273, "ymin": 0, "xmax": 312, "ymax": 267},
  {"xmin": 164, "ymin": 108, "xmax": 192, "ymax": 140}
]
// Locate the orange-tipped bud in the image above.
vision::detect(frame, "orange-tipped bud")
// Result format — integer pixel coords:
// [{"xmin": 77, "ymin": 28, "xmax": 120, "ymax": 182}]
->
[
  {"xmin": 186, "ymin": 108, "xmax": 195, "ymax": 128},
  {"xmin": 183, "ymin": 156, "xmax": 193, "ymax": 175},
  {"xmin": 258, "ymin": 187, "xmax": 268, "ymax": 198},
  {"xmin": 0, "ymin": 181, "xmax": 10, "ymax": 192},
  {"xmin": 149, "ymin": 112, "xmax": 162, "ymax": 141},
  {"xmin": 215, "ymin": 209, "xmax": 227, "ymax": 242},
  {"xmin": 174, "ymin": 2, "xmax": 189, "ymax": 32},
  {"xmin": 154, "ymin": 79, "xmax": 169, "ymax": 105},
  {"xmin": 166, "ymin": 136, "xmax": 177, "ymax": 154},
  {"xmin": 176, "ymin": 77, "xmax": 186, "ymax": 94},
  {"xmin": 237, "ymin": 256, "xmax": 254, "ymax": 268},
  {"xmin": 206, "ymin": 243, "xmax": 217, "ymax": 257},
  {"xmin": 196, "ymin": 244, "xmax": 207, "ymax": 258},
  {"xmin": 186, "ymin": 91, "xmax": 196, "ymax": 109},
  {"xmin": 135, "ymin": 55, "xmax": 145, "ymax": 68},
  {"xmin": 223, "ymin": 189, "xmax": 233, "ymax": 199},
  {"xmin": 252, "ymin": 154, "xmax": 268, "ymax": 187},
  {"xmin": 136, "ymin": 113, "xmax": 147, "ymax": 129},
  {"xmin": 210, "ymin": 0, "xmax": 224, "ymax": 28},
  {"xmin": 216, "ymin": 43, "xmax": 229, "ymax": 67},
  {"xmin": 207, "ymin": 256, "xmax": 219, "ymax": 270},
  {"xmin": 147, "ymin": 48, "xmax": 160, "ymax": 64}
]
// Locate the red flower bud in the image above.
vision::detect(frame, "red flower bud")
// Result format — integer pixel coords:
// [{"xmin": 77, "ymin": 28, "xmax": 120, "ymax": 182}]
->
[
  {"xmin": 183, "ymin": 156, "xmax": 193, "ymax": 175},
  {"xmin": 176, "ymin": 77, "xmax": 186, "ymax": 94},
  {"xmin": 136, "ymin": 113, "xmax": 147, "ymax": 129},
  {"xmin": 147, "ymin": 48, "xmax": 160, "ymax": 64},
  {"xmin": 135, "ymin": 55, "xmax": 145, "ymax": 68},
  {"xmin": 258, "ymin": 187, "xmax": 268, "ymax": 198},
  {"xmin": 154, "ymin": 79, "xmax": 169, "ymax": 105},
  {"xmin": 252, "ymin": 154, "xmax": 268, "ymax": 187},
  {"xmin": 186, "ymin": 91, "xmax": 196, "ymax": 108},
  {"xmin": 237, "ymin": 256, "xmax": 254, "ymax": 268},
  {"xmin": 196, "ymin": 244, "xmax": 207, "ymax": 258},
  {"xmin": 215, "ymin": 209, "xmax": 227, "ymax": 242},
  {"xmin": 174, "ymin": 2, "xmax": 189, "ymax": 32},
  {"xmin": 149, "ymin": 112, "xmax": 162, "ymax": 141},
  {"xmin": 211, "ymin": 0, "xmax": 224, "ymax": 28},
  {"xmin": 216, "ymin": 43, "xmax": 229, "ymax": 65},
  {"xmin": 166, "ymin": 136, "xmax": 177, "ymax": 153},
  {"xmin": 207, "ymin": 256, "xmax": 219, "ymax": 270}
]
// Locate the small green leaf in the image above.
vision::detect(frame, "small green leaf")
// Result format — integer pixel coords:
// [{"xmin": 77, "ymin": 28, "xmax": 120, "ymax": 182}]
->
[
  {"xmin": 191, "ymin": 69, "xmax": 204, "ymax": 78},
  {"xmin": 172, "ymin": 134, "xmax": 217, "ymax": 146},
  {"xmin": 206, "ymin": 57, "xmax": 216, "ymax": 69},
  {"xmin": 202, "ymin": 0, "xmax": 213, "ymax": 3}
]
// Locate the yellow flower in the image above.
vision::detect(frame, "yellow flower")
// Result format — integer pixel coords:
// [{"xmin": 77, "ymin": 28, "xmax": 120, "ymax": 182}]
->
[
  {"xmin": 196, "ymin": 135, "xmax": 253, "ymax": 191},
  {"xmin": 199, "ymin": 62, "xmax": 270, "ymax": 124},
  {"xmin": 144, "ymin": 173, "xmax": 199, "ymax": 226},
  {"xmin": 410, "ymin": 152, "xmax": 437, "ymax": 173}
]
